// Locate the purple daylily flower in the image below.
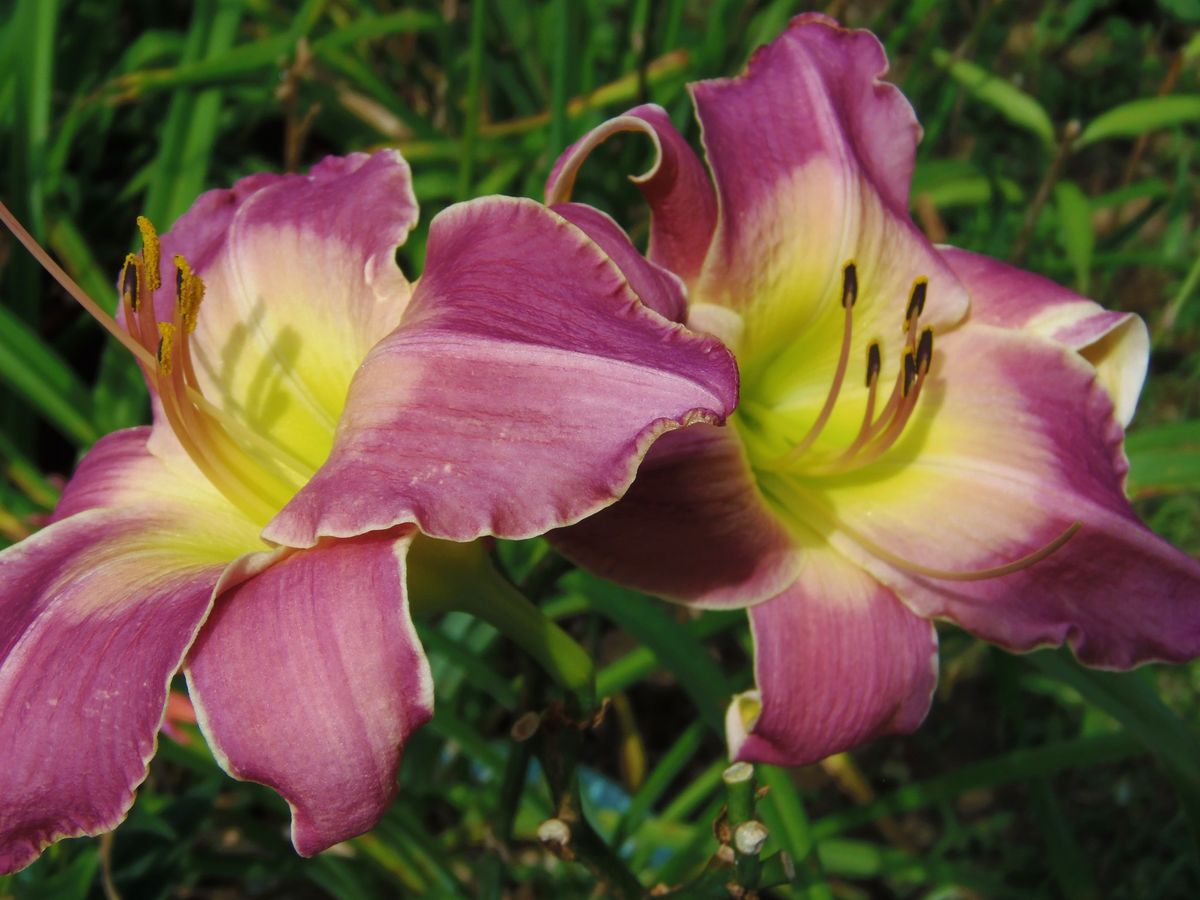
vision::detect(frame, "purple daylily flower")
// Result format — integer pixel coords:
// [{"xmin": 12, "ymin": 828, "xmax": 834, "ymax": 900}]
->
[
  {"xmin": 545, "ymin": 14, "xmax": 1200, "ymax": 766},
  {"xmin": 0, "ymin": 151, "xmax": 738, "ymax": 872}
]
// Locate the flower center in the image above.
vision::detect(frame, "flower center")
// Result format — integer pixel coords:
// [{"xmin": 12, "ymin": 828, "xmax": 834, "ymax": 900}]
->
[
  {"xmin": 737, "ymin": 259, "xmax": 1081, "ymax": 583},
  {"xmin": 756, "ymin": 262, "xmax": 935, "ymax": 477}
]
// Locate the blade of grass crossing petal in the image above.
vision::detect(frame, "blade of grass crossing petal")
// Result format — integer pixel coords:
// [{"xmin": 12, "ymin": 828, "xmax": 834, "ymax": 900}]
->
[
  {"xmin": 140, "ymin": 0, "xmax": 243, "ymax": 226},
  {"xmin": 548, "ymin": 0, "xmax": 570, "ymax": 157}
]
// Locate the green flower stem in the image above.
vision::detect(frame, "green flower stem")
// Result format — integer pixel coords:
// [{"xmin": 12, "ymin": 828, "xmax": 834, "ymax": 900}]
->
[
  {"xmin": 407, "ymin": 537, "xmax": 596, "ymax": 716},
  {"xmin": 723, "ymin": 761, "xmax": 757, "ymax": 827}
]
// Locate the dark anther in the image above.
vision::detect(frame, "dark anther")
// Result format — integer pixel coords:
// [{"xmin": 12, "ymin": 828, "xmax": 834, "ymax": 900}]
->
[
  {"xmin": 916, "ymin": 328, "xmax": 934, "ymax": 373},
  {"xmin": 841, "ymin": 262, "xmax": 858, "ymax": 308},
  {"xmin": 866, "ymin": 341, "xmax": 881, "ymax": 386},
  {"xmin": 176, "ymin": 263, "xmax": 185, "ymax": 300},
  {"xmin": 902, "ymin": 351, "xmax": 917, "ymax": 396},
  {"xmin": 123, "ymin": 261, "xmax": 140, "ymax": 311},
  {"xmin": 905, "ymin": 279, "xmax": 927, "ymax": 324}
]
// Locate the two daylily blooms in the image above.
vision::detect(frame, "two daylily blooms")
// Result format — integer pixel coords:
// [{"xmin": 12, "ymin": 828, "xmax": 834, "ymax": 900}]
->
[{"xmin": 2, "ymin": 12, "xmax": 1198, "ymax": 875}]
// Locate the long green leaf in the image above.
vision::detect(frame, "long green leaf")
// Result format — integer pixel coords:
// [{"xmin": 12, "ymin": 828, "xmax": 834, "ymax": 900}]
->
[
  {"xmin": 1054, "ymin": 179, "xmax": 1094, "ymax": 293},
  {"xmin": 0, "ymin": 302, "xmax": 98, "ymax": 445},
  {"xmin": 1077, "ymin": 95, "xmax": 1200, "ymax": 147},
  {"xmin": 933, "ymin": 48, "xmax": 1056, "ymax": 149},
  {"xmin": 566, "ymin": 574, "xmax": 732, "ymax": 731}
]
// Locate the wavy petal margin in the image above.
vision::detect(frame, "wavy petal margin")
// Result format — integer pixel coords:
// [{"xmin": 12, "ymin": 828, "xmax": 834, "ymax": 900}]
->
[
  {"xmin": 811, "ymin": 323, "xmax": 1200, "ymax": 667},
  {"xmin": 0, "ymin": 511, "xmax": 225, "ymax": 874},
  {"xmin": 185, "ymin": 529, "xmax": 433, "ymax": 856},
  {"xmin": 727, "ymin": 544, "xmax": 937, "ymax": 766},
  {"xmin": 265, "ymin": 196, "xmax": 738, "ymax": 548}
]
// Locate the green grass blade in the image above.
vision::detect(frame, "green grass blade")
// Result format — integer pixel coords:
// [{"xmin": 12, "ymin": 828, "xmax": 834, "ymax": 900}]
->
[
  {"xmin": 812, "ymin": 731, "xmax": 1141, "ymax": 838},
  {"xmin": 1077, "ymin": 95, "xmax": 1200, "ymax": 147},
  {"xmin": 1053, "ymin": 180, "xmax": 1094, "ymax": 293},
  {"xmin": 933, "ymin": 48, "xmax": 1056, "ymax": 149},
  {"xmin": 0, "ymin": 303, "xmax": 98, "ymax": 446},
  {"xmin": 567, "ymin": 574, "xmax": 732, "ymax": 731}
]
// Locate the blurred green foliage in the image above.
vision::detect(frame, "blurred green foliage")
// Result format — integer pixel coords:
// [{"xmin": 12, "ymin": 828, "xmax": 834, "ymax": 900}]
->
[{"xmin": 1, "ymin": 0, "xmax": 1199, "ymax": 897}]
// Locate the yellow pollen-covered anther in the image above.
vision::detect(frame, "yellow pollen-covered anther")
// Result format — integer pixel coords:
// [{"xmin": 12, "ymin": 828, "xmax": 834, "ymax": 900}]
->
[
  {"xmin": 120, "ymin": 253, "xmax": 141, "ymax": 311},
  {"xmin": 174, "ymin": 255, "xmax": 205, "ymax": 333},
  {"xmin": 156, "ymin": 322, "xmax": 175, "ymax": 374},
  {"xmin": 136, "ymin": 216, "xmax": 162, "ymax": 292}
]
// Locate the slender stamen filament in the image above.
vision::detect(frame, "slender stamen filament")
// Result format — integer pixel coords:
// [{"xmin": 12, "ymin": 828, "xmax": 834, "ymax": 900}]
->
[
  {"xmin": 779, "ymin": 262, "xmax": 858, "ymax": 464},
  {"xmin": 763, "ymin": 269, "xmax": 937, "ymax": 478},
  {"xmin": 839, "ymin": 342, "xmax": 882, "ymax": 460}
]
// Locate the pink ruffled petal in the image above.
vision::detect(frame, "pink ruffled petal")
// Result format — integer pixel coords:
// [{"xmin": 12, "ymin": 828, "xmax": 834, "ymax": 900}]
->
[
  {"xmin": 550, "ymin": 425, "xmax": 800, "ymax": 608},
  {"xmin": 551, "ymin": 201, "xmax": 687, "ymax": 322},
  {"xmin": 0, "ymin": 511, "xmax": 227, "ymax": 874},
  {"xmin": 546, "ymin": 103, "xmax": 717, "ymax": 285},
  {"xmin": 798, "ymin": 323, "xmax": 1200, "ymax": 667},
  {"xmin": 940, "ymin": 246, "xmax": 1149, "ymax": 427},
  {"xmin": 264, "ymin": 197, "xmax": 739, "ymax": 548},
  {"xmin": 727, "ymin": 545, "xmax": 937, "ymax": 766},
  {"xmin": 185, "ymin": 529, "xmax": 433, "ymax": 856}
]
